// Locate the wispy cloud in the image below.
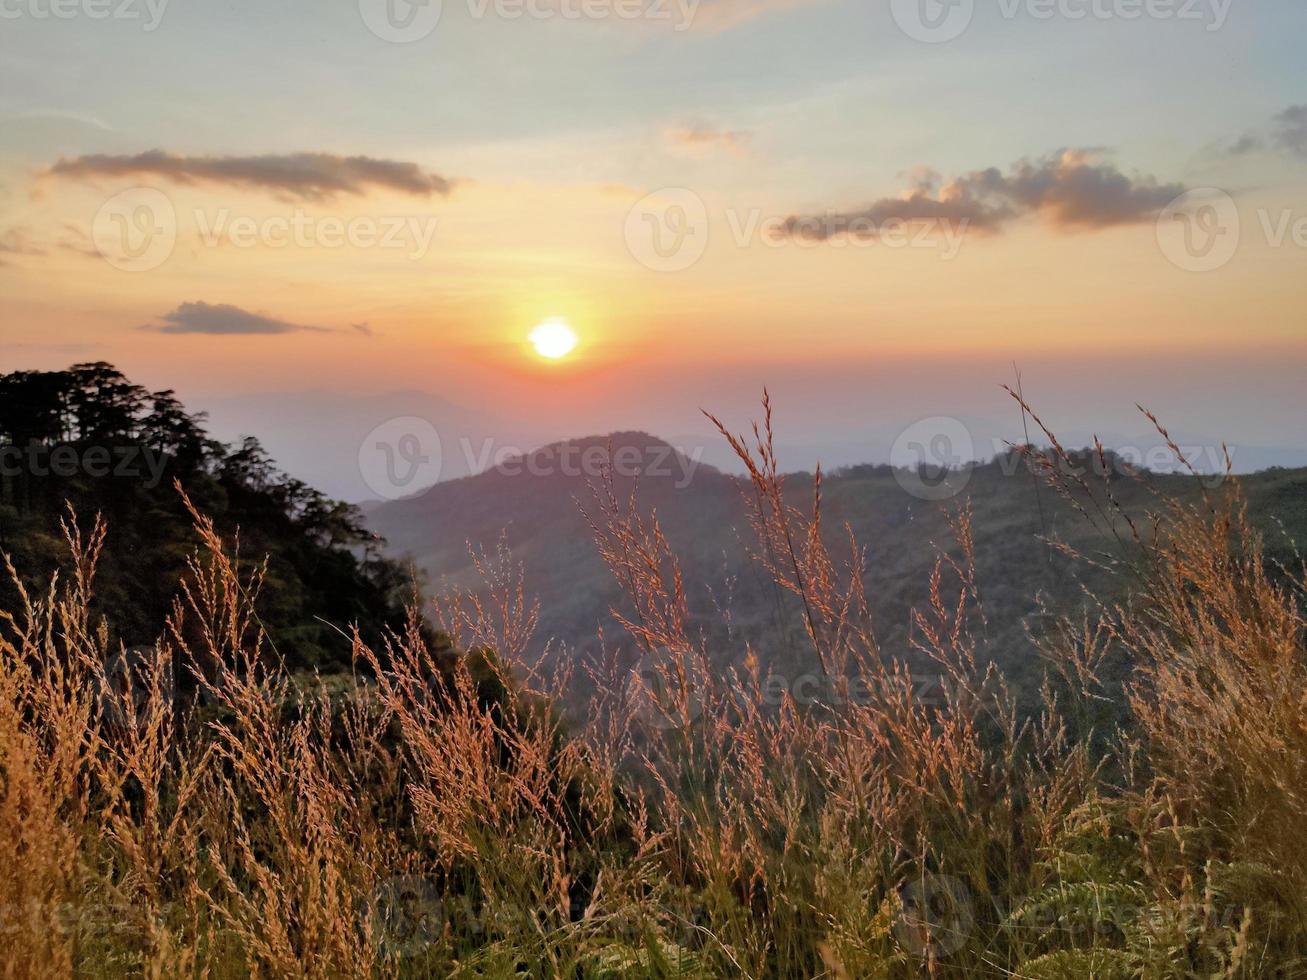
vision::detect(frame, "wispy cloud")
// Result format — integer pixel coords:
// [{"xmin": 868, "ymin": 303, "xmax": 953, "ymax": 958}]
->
[
  {"xmin": 1223, "ymin": 104, "xmax": 1307, "ymax": 159},
  {"xmin": 141, "ymin": 301, "xmax": 329, "ymax": 336},
  {"xmin": 1271, "ymin": 105, "xmax": 1307, "ymax": 157},
  {"xmin": 4, "ymin": 341, "xmax": 103, "ymax": 354},
  {"xmin": 57, "ymin": 223, "xmax": 102, "ymax": 260},
  {"xmin": 4, "ymin": 109, "xmax": 113, "ymax": 132},
  {"xmin": 689, "ymin": 0, "xmax": 825, "ymax": 32},
  {"xmin": 46, "ymin": 150, "xmax": 452, "ymax": 201},
  {"xmin": 663, "ymin": 124, "xmax": 752, "ymax": 158},
  {"xmin": 781, "ymin": 149, "xmax": 1184, "ymax": 240},
  {"xmin": 1224, "ymin": 133, "xmax": 1263, "ymax": 156},
  {"xmin": 0, "ymin": 224, "xmax": 103, "ymax": 265},
  {"xmin": 0, "ymin": 226, "xmax": 48, "ymax": 259}
]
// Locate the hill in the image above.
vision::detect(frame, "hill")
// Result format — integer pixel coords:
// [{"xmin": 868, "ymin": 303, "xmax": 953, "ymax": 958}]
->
[
  {"xmin": 368, "ymin": 429, "xmax": 1307, "ymax": 704},
  {"xmin": 365, "ymin": 432, "xmax": 743, "ymax": 651}
]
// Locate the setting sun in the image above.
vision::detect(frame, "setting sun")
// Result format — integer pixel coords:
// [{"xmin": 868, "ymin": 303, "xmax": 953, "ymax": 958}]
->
[{"xmin": 528, "ymin": 318, "xmax": 579, "ymax": 360}]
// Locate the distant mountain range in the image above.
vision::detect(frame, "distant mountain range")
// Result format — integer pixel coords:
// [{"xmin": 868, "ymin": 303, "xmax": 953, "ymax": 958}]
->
[
  {"xmin": 194, "ymin": 388, "xmax": 1307, "ymax": 506},
  {"xmin": 365, "ymin": 430, "xmax": 1307, "ymax": 706}
]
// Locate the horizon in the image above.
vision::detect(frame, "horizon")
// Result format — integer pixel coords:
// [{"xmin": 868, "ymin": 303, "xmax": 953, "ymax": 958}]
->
[
  {"xmin": 4, "ymin": 0, "xmax": 1306, "ymax": 486},
  {"xmin": 9, "ymin": 357, "xmax": 1285, "ymax": 505}
]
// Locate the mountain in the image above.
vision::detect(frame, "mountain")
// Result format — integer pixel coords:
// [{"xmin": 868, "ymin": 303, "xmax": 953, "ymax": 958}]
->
[
  {"xmin": 191, "ymin": 383, "xmax": 1307, "ymax": 508},
  {"xmin": 365, "ymin": 432, "xmax": 745, "ymax": 653},
  {"xmin": 368, "ymin": 431, "xmax": 1307, "ymax": 706}
]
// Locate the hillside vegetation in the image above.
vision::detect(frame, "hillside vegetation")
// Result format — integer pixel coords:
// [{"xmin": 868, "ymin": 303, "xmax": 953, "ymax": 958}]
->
[
  {"xmin": 367, "ymin": 424, "xmax": 1307, "ymax": 716},
  {"xmin": 0, "ymin": 363, "xmax": 417, "ymax": 672},
  {"xmin": 2, "ymin": 378, "xmax": 1306, "ymax": 976}
]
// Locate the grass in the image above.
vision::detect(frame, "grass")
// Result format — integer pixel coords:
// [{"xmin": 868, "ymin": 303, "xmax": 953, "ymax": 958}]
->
[{"xmin": 2, "ymin": 399, "xmax": 1305, "ymax": 978}]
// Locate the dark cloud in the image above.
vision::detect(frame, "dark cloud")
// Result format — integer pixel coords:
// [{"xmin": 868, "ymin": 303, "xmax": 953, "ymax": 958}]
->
[
  {"xmin": 1225, "ymin": 134, "xmax": 1263, "ymax": 156},
  {"xmin": 47, "ymin": 150, "xmax": 452, "ymax": 200},
  {"xmin": 781, "ymin": 149, "xmax": 1185, "ymax": 240},
  {"xmin": 1271, "ymin": 105, "xmax": 1307, "ymax": 157},
  {"xmin": 142, "ymin": 302, "xmax": 329, "ymax": 336},
  {"xmin": 1220, "ymin": 105, "xmax": 1307, "ymax": 160}
]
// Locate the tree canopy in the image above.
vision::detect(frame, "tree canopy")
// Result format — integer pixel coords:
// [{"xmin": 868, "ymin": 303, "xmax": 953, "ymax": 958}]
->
[{"xmin": 0, "ymin": 362, "xmax": 417, "ymax": 672}]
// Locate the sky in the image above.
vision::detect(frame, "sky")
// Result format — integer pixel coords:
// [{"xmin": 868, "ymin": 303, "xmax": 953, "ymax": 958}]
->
[{"xmin": 2, "ymin": 0, "xmax": 1306, "ymax": 496}]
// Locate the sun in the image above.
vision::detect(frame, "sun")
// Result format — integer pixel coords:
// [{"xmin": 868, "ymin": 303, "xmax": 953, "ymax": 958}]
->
[{"xmin": 528, "ymin": 318, "xmax": 578, "ymax": 360}]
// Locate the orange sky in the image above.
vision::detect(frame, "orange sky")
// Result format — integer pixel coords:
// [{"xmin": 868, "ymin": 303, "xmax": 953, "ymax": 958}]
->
[{"xmin": 3, "ymin": 0, "xmax": 1306, "ymax": 486}]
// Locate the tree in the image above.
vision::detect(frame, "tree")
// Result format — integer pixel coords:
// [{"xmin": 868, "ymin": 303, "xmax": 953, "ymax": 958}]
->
[{"xmin": 0, "ymin": 363, "xmax": 423, "ymax": 674}]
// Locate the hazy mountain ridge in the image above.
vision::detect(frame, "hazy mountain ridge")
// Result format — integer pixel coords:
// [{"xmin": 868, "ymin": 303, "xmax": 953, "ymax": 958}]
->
[
  {"xmin": 195, "ymin": 385, "xmax": 1307, "ymax": 506},
  {"xmin": 366, "ymin": 432, "xmax": 744, "ymax": 652},
  {"xmin": 368, "ymin": 430, "xmax": 1307, "ymax": 703}
]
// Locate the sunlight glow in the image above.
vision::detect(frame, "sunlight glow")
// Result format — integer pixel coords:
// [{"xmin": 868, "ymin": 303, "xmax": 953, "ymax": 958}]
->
[{"xmin": 529, "ymin": 318, "xmax": 578, "ymax": 360}]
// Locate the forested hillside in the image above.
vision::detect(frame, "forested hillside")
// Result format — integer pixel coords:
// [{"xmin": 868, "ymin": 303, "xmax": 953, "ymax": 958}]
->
[{"xmin": 0, "ymin": 362, "xmax": 415, "ymax": 672}]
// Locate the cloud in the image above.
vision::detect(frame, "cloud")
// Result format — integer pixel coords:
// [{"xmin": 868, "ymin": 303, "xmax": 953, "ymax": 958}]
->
[
  {"xmin": 46, "ymin": 150, "xmax": 452, "ymax": 200},
  {"xmin": 664, "ymin": 125, "xmax": 752, "ymax": 158},
  {"xmin": 1224, "ymin": 134, "xmax": 1263, "ymax": 156},
  {"xmin": 0, "ymin": 224, "xmax": 99, "ymax": 264},
  {"xmin": 1220, "ymin": 105, "xmax": 1307, "ymax": 160},
  {"xmin": 141, "ymin": 302, "xmax": 329, "ymax": 336},
  {"xmin": 5, "ymin": 341, "xmax": 103, "ymax": 354},
  {"xmin": 351, "ymin": 321, "xmax": 374, "ymax": 337},
  {"xmin": 689, "ymin": 0, "xmax": 824, "ymax": 32},
  {"xmin": 57, "ymin": 223, "xmax": 102, "ymax": 260},
  {"xmin": 4, "ymin": 109, "xmax": 112, "ymax": 132},
  {"xmin": 780, "ymin": 149, "xmax": 1184, "ymax": 240},
  {"xmin": 1271, "ymin": 105, "xmax": 1307, "ymax": 157},
  {"xmin": 0, "ymin": 226, "xmax": 47, "ymax": 258}
]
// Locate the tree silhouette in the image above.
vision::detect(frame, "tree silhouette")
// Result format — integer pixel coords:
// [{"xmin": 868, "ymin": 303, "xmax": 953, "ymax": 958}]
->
[{"xmin": 0, "ymin": 362, "xmax": 419, "ymax": 673}]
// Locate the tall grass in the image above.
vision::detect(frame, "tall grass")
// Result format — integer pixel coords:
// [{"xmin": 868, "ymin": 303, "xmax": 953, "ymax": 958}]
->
[{"xmin": 1, "ymin": 402, "xmax": 1304, "ymax": 978}]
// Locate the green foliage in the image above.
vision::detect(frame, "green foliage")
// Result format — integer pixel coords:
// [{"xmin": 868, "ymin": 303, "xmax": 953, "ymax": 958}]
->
[{"xmin": 0, "ymin": 362, "xmax": 416, "ymax": 672}]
